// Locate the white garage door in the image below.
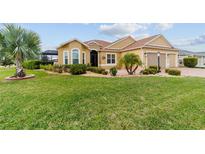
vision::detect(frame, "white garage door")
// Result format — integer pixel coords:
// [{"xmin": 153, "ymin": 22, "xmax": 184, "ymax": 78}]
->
[
  {"xmin": 167, "ymin": 54, "xmax": 176, "ymax": 68},
  {"xmin": 147, "ymin": 53, "xmax": 166, "ymax": 68}
]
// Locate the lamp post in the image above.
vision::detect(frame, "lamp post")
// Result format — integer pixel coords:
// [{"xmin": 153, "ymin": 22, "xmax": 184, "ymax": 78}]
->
[
  {"xmin": 144, "ymin": 52, "xmax": 147, "ymax": 68},
  {"xmin": 157, "ymin": 52, "xmax": 160, "ymax": 72}
]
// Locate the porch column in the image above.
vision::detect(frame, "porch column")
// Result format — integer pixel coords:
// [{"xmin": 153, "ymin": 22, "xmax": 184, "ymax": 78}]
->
[
  {"xmin": 175, "ymin": 54, "xmax": 178, "ymax": 67},
  {"xmin": 165, "ymin": 53, "xmax": 168, "ymax": 68}
]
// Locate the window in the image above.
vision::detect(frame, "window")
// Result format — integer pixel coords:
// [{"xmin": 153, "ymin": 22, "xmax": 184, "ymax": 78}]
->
[
  {"xmin": 107, "ymin": 53, "xmax": 116, "ymax": 64},
  {"xmin": 82, "ymin": 52, "xmax": 86, "ymax": 64},
  {"xmin": 64, "ymin": 51, "xmax": 68, "ymax": 64},
  {"xmin": 72, "ymin": 49, "xmax": 79, "ymax": 64}
]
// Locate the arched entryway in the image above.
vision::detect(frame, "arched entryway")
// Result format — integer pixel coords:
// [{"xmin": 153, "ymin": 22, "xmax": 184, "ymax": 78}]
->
[{"xmin": 90, "ymin": 50, "xmax": 98, "ymax": 67}]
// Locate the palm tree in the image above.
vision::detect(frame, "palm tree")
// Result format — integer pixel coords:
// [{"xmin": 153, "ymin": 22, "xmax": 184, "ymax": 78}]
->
[
  {"xmin": 119, "ymin": 53, "xmax": 142, "ymax": 75},
  {"xmin": 0, "ymin": 24, "xmax": 41, "ymax": 77}
]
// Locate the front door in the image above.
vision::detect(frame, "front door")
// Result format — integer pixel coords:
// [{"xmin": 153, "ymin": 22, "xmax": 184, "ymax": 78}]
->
[{"xmin": 90, "ymin": 50, "xmax": 98, "ymax": 67}]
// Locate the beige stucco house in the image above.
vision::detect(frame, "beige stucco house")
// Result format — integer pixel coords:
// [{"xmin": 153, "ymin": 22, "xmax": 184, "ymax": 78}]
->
[{"xmin": 57, "ymin": 34, "xmax": 179, "ymax": 69}]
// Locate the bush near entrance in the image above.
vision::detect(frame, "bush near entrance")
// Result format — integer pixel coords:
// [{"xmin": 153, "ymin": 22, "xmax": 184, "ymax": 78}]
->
[
  {"xmin": 70, "ymin": 64, "xmax": 87, "ymax": 75},
  {"xmin": 183, "ymin": 57, "xmax": 198, "ymax": 68}
]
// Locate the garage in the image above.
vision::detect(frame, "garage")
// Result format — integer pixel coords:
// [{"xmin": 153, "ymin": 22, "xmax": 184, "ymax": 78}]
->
[
  {"xmin": 147, "ymin": 53, "xmax": 166, "ymax": 68},
  {"xmin": 167, "ymin": 54, "xmax": 176, "ymax": 68}
]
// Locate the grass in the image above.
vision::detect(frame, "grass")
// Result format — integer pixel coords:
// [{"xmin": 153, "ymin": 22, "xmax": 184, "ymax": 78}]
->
[{"xmin": 1, "ymin": 68, "xmax": 205, "ymax": 129}]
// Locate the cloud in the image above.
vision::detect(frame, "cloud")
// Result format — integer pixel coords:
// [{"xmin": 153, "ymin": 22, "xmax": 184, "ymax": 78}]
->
[
  {"xmin": 156, "ymin": 23, "xmax": 174, "ymax": 31},
  {"xmin": 135, "ymin": 33, "xmax": 150, "ymax": 40},
  {"xmin": 41, "ymin": 44, "xmax": 57, "ymax": 51},
  {"xmin": 99, "ymin": 23, "xmax": 147, "ymax": 37},
  {"xmin": 173, "ymin": 34, "xmax": 205, "ymax": 47}
]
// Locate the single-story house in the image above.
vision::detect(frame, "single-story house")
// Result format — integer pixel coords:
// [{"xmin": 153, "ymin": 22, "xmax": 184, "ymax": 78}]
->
[
  {"xmin": 41, "ymin": 50, "xmax": 58, "ymax": 62},
  {"xmin": 179, "ymin": 50, "xmax": 205, "ymax": 67},
  {"xmin": 57, "ymin": 34, "xmax": 179, "ymax": 69}
]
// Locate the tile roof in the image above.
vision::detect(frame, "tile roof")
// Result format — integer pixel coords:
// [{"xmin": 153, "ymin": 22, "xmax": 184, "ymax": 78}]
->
[
  {"xmin": 84, "ymin": 40, "xmax": 111, "ymax": 48},
  {"xmin": 104, "ymin": 36, "xmax": 133, "ymax": 49},
  {"xmin": 121, "ymin": 35, "xmax": 160, "ymax": 51},
  {"xmin": 57, "ymin": 34, "xmax": 177, "ymax": 52}
]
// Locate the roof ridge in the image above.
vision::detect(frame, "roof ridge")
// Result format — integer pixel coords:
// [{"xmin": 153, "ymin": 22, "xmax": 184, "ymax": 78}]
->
[
  {"xmin": 57, "ymin": 38, "xmax": 89, "ymax": 49},
  {"xmin": 135, "ymin": 34, "xmax": 160, "ymax": 42},
  {"xmin": 105, "ymin": 35, "xmax": 135, "ymax": 49}
]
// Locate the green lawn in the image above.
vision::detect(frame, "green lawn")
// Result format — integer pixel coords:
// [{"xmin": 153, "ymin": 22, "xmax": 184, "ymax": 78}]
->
[{"xmin": 0, "ymin": 68, "xmax": 205, "ymax": 129}]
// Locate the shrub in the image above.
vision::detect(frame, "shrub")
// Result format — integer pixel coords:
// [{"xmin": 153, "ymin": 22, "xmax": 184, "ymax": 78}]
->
[
  {"xmin": 140, "ymin": 69, "xmax": 149, "ymax": 75},
  {"xmin": 149, "ymin": 65, "xmax": 161, "ymax": 72},
  {"xmin": 53, "ymin": 64, "xmax": 63, "ymax": 73},
  {"xmin": 40, "ymin": 61, "xmax": 54, "ymax": 65},
  {"xmin": 167, "ymin": 69, "xmax": 181, "ymax": 76},
  {"xmin": 40, "ymin": 64, "xmax": 53, "ymax": 71},
  {"xmin": 165, "ymin": 68, "xmax": 170, "ymax": 73},
  {"xmin": 87, "ymin": 67, "xmax": 106, "ymax": 74},
  {"xmin": 70, "ymin": 64, "xmax": 87, "ymax": 75},
  {"xmin": 102, "ymin": 70, "xmax": 108, "ymax": 75},
  {"xmin": 0, "ymin": 56, "xmax": 14, "ymax": 66},
  {"xmin": 40, "ymin": 64, "xmax": 46, "ymax": 70},
  {"xmin": 141, "ymin": 68, "xmax": 157, "ymax": 75},
  {"xmin": 149, "ymin": 65, "xmax": 158, "ymax": 70},
  {"xmin": 22, "ymin": 60, "xmax": 41, "ymax": 69},
  {"xmin": 23, "ymin": 60, "xmax": 54, "ymax": 70},
  {"xmin": 110, "ymin": 67, "xmax": 117, "ymax": 76},
  {"xmin": 183, "ymin": 57, "xmax": 198, "ymax": 68},
  {"xmin": 63, "ymin": 64, "xmax": 72, "ymax": 73},
  {"xmin": 87, "ymin": 67, "xmax": 97, "ymax": 72}
]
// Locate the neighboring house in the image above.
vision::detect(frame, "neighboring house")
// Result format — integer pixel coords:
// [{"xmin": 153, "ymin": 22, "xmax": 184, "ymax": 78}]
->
[
  {"xmin": 57, "ymin": 34, "xmax": 179, "ymax": 69},
  {"xmin": 179, "ymin": 50, "xmax": 205, "ymax": 67},
  {"xmin": 41, "ymin": 50, "xmax": 58, "ymax": 62}
]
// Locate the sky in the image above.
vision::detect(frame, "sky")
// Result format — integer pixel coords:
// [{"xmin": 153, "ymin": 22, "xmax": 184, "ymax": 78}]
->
[{"xmin": 1, "ymin": 23, "xmax": 205, "ymax": 52}]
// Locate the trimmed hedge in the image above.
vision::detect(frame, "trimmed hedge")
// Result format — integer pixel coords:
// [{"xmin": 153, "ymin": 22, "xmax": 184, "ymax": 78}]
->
[
  {"xmin": 87, "ymin": 67, "xmax": 108, "ymax": 75},
  {"xmin": 183, "ymin": 57, "xmax": 198, "ymax": 68},
  {"xmin": 167, "ymin": 69, "xmax": 181, "ymax": 76},
  {"xmin": 165, "ymin": 68, "xmax": 181, "ymax": 76},
  {"xmin": 70, "ymin": 64, "xmax": 87, "ymax": 75},
  {"xmin": 23, "ymin": 60, "xmax": 54, "ymax": 69},
  {"xmin": 149, "ymin": 65, "xmax": 161, "ymax": 72},
  {"xmin": 140, "ymin": 66, "xmax": 159, "ymax": 75},
  {"xmin": 22, "ymin": 60, "xmax": 41, "ymax": 69},
  {"xmin": 141, "ymin": 68, "xmax": 157, "ymax": 75}
]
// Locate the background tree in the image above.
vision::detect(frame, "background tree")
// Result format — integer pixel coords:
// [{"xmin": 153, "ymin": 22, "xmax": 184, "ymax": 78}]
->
[
  {"xmin": 0, "ymin": 24, "xmax": 41, "ymax": 77},
  {"xmin": 119, "ymin": 53, "xmax": 142, "ymax": 75}
]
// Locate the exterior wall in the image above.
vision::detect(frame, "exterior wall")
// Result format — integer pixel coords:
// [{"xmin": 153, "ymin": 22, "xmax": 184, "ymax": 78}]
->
[
  {"xmin": 58, "ymin": 40, "xmax": 90, "ymax": 65},
  {"xmin": 148, "ymin": 36, "xmax": 172, "ymax": 47},
  {"xmin": 107, "ymin": 37, "xmax": 135, "ymax": 49},
  {"xmin": 98, "ymin": 51, "xmax": 121, "ymax": 69},
  {"xmin": 57, "ymin": 38, "xmax": 178, "ymax": 70}
]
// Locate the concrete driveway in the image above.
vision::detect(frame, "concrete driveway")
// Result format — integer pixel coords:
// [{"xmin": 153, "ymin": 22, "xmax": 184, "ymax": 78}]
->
[
  {"xmin": 176, "ymin": 67, "xmax": 205, "ymax": 77},
  {"xmin": 117, "ymin": 67, "xmax": 205, "ymax": 78}
]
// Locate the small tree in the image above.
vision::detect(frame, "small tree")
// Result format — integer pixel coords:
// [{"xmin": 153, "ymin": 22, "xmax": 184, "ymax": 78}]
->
[
  {"xmin": 119, "ymin": 53, "xmax": 142, "ymax": 75},
  {"xmin": 0, "ymin": 24, "xmax": 41, "ymax": 77}
]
